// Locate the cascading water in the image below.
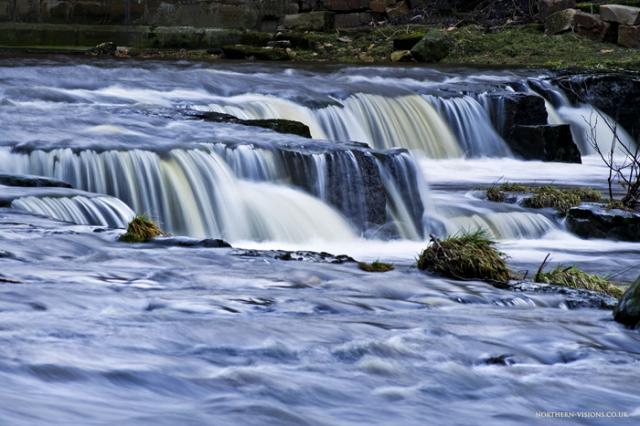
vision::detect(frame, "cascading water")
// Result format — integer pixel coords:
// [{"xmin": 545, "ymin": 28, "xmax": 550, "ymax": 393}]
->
[
  {"xmin": 11, "ymin": 195, "xmax": 135, "ymax": 228},
  {"xmin": 0, "ymin": 147, "xmax": 358, "ymax": 242}
]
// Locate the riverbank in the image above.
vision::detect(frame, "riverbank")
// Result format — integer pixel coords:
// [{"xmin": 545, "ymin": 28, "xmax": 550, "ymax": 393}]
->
[{"xmin": 3, "ymin": 22, "xmax": 640, "ymax": 69}]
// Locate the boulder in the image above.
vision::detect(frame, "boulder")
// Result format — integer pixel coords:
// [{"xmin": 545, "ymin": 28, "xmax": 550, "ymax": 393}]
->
[
  {"xmin": 574, "ymin": 11, "xmax": 617, "ymax": 42},
  {"xmin": 509, "ymin": 124, "xmax": 582, "ymax": 162},
  {"xmin": 618, "ymin": 24, "xmax": 640, "ymax": 48},
  {"xmin": 283, "ymin": 12, "xmax": 335, "ymax": 31},
  {"xmin": 538, "ymin": 0, "xmax": 577, "ymax": 19},
  {"xmin": 488, "ymin": 93, "xmax": 549, "ymax": 137},
  {"xmin": 545, "ymin": 8, "xmax": 578, "ymax": 34},
  {"xmin": 567, "ymin": 205, "xmax": 640, "ymax": 241},
  {"xmin": 392, "ymin": 32, "xmax": 424, "ymax": 50},
  {"xmin": 614, "ymin": 275, "xmax": 640, "ymax": 328},
  {"xmin": 390, "ymin": 50, "xmax": 413, "ymax": 62},
  {"xmin": 222, "ymin": 44, "xmax": 290, "ymax": 60},
  {"xmin": 600, "ymin": 4, "xmax": 640, "ymax": 26},
  {"xmin": 410, "ymin": 30, "xmax": 451, "ymax": 62}
]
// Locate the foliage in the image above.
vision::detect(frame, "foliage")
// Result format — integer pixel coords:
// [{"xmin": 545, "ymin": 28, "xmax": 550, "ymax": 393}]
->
[
  {"xmin": 535, "ymin": 265, "xmax": 624, "ymax": 299},
  {"xmin": 486, "ymin": 186, "xmax": 506, "ymax": 202},
  {"xmin": 358, "ymin": 260, "xmax": 395, "ymax": 273},
  {"xmin": 497, "ymin": 182, "xmax": 529, "ymax": 193},
  {"xmin": 119, "ymin": 215, "xmax": 164, "ymax": 243},
  {"xmin": 417, "ymin": 231, "xmax": 511, "ymax": 283}
]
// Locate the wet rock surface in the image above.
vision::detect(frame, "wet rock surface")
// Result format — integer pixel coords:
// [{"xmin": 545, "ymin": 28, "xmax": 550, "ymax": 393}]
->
[
  {"xmin": 0, "ymin": 173, "xmax": 72, "ymax": 188},
  {"xmin": 567, "ymin": 205, "xmax": 640, "ymax": 242},
  {"xmin": 614, "ymin": 276, "xmax": 640, "ymax": 328}
]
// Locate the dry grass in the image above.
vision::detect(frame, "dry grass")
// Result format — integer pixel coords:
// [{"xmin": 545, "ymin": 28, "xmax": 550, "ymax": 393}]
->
[
  {"xmin": 535, "ymin": 265, "xmax": 623, "ymax": 298},
  {"xmin": 417, "ymin": 231, "xmax": 511, "ymax": 283},
  {"xmin": 119, "ymin": 215, "xmax": 164, "ymax": 243}
]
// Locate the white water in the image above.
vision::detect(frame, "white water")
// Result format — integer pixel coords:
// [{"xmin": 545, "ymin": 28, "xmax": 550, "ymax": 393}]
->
[
  {"xmin": 11, "ymin": 195, "xmax": 135, "ymax": 228},
  {"xmin": 0, "ymin": 147, "xmax": 356, "ymax": 243}
]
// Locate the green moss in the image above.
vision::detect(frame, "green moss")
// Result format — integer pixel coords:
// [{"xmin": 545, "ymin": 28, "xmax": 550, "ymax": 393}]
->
[
  {"xmin": 606, "ymin": 199, "xmax": 629, "ymax": 211},
  {"xmin": 119, "ymin": 215, "xmax": 164, "ymax": 243},
  {"xmin": 417, "ymin": 231, "xmax": 511, "ymax": 283},
  {"xmin": 358, "ymin": 260, "xmax": 395, "ymax": 273},
  {"xmin": 498, "ymin": 182, "xmax": 530, "ymax": 193},
  {"xmin": 535, "ymin": 265, "xmax": 624, "ymax": 298}
]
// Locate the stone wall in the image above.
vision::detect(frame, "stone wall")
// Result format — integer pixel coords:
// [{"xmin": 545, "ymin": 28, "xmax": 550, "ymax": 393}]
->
[
  {"xmin": 0, "ymin": 0, "xmax": 420, "ymax": 30},
  {"xmin": 0, "ymin": 0, "xmax": 299, "ymax": 30}
]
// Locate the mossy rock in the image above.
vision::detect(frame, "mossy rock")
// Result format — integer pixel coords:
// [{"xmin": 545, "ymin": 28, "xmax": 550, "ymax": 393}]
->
[
  {"xmin": 614, "ymin": 275, "xmax": 640, "ymax": 328},
  {"xmin": 119, "ymin": 215, "xmax": 164, "ymax": 243},
  {"xmin": 417, "ymin": 231, "xmax": 511, "ymax": 283},
  {"xmin": 393, "ymin": 32, "xmax": 425, "ymax": 50},
  {"xmin": 410, "ymin": 30, "xmax": 452, "ymax": 63},
  {"xmin": 358, "ymin": 261, "xmax": 395, "ymax": 273},
  {"xmin": 535, "ymin": 265, "xmax": 624, "ymax": 299},
  {"xmin": 222, "ymin": 44, "xmax": 289, "ymax": 61}
]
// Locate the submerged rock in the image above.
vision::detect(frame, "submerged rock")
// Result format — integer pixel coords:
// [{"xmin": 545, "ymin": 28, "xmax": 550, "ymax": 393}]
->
[
  {"xmin": 188, "ymin": 111, "xmax": 312, "ymax": 138},
  {"xmin": 233, "ymin": 249, "xmax": 355, "ymax": 264},
  {"xmin": 614, "ymin": 276, "xmax": 640, "ymax": 328},
  {"xmin": 567, "ymin": 205, "xmax": 640, "ymax": 241},
  {"xmin": 0, "ymin": 173, "xmax": 71, "ymax": 188}
]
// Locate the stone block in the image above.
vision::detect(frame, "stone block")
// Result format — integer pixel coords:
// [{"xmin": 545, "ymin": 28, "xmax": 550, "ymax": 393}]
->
[{"xmin": 600, "ymin": 4, "xmax": 640, "ymax": 26}]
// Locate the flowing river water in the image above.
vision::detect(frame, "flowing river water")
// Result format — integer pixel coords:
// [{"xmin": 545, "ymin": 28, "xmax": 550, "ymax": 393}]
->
[{"xmin": 0, "ymin": 59, "xmax": 639, "ymax": 425}]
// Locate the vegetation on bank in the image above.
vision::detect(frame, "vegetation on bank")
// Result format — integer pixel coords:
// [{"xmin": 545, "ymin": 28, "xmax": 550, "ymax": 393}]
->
[
  {"xmin": 358, "ymin": 260, "xmax": 395, "ymax": 273},
  {"xmin": 417, "ymin": 231, "xmax": 511, "ymax": 283},
  {"xmin": 119, "ymin": 215, "xmax": 164, "ymax": 243}
]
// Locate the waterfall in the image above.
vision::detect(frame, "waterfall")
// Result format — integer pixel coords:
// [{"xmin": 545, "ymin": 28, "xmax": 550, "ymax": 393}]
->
[
  {"xmin": 11, "ymin": 195, "xmax": 135, "ymax": 228},
  {"xmin": 439, "ymin": 211, "xmax": 555, "ymax": 240},
  {"xmin": 426, "ymin": 95, "xmax": 511, "ymax": 157},
  {"xmin": 0, "ymin": 144, "xmax": 429, "ymax": 241},
  {"xmin": 200, "ymin": 93, "xmax": 464, "ymax": 158}
]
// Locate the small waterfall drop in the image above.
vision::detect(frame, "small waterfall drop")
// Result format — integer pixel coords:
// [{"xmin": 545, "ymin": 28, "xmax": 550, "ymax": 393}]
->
[{"xmin": 11, "ymin": 195, "xmax": 135, "ymax": 228}]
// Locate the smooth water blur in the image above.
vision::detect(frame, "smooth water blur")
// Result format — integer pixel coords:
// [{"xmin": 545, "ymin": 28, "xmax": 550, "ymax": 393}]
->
[{"xmin": 0, "ymin": 60, "xmax": 639, "ymax": 425}]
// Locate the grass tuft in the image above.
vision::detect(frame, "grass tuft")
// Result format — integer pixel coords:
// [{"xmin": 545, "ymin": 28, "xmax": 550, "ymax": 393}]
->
[
  {"xmin": 535, "ymin": 265, "xmax": 623, "ymax": 299},
  {"xmin": 523, "ymin": 186, "xmax": 602, "ymax": 214},
  {"xmin": 119, "ymin": 215, "xmax": 164, "ymax": 243},
  {"xmin": 497, "ymin": 182, "xmax": 529, "ymax": 193},
  {"xmin": 486, "ymin": 186, "xmax": 506, "ymax": 202},
  {"xmin": 417, "ymin": 230, "xmax": 511, "ymax": 283},
  {"xmin": 358, "ymin": 260, "xmax": 395, "ymax": 273}
]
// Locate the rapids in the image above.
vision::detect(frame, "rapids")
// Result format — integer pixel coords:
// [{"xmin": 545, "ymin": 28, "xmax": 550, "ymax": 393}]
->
[{"xmin": 0, "ymin": 59, "xmax": 639, "ymax": 425}]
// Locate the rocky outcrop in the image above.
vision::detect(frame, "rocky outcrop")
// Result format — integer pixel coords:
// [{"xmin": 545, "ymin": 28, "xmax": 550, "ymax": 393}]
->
[
  {"xmin": 510, "ymin": 124, "xmax": 581, "ymax": 163},
  {"xmin": 614, "ymin": 275, "xmax": 640, "ymax": 328},
  {"xmin": 187, "ymin": 111, "xmax": 312, "ymax": 138},
  {"xmin": 410, "ymin": 30, "xmax": 451, "ymax": 62},
  {"xmin": 554, "ymin": 72, "xmax": 640, "ymax": 141},
  {"xmin": 567, "ymin": 205, "xmax": 640, "ymax": 241}
]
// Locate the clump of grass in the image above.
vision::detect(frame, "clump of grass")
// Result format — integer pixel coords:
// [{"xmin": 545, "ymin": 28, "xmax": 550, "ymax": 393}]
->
[
  {"xmin": 119, "ymin": 215, "xmax": 164, "ymax": 243},
  {"xmin": 497, "ymin": 182, "xmax": 529, "ymax": 193},
  {"xmin": 523, "ymin": 186, "xmax": 582, "ymax": 214},
  {"xmin": 523, "ymin": 186, "xmax": 602, "ymax": 214},
  {"xmin": 417, "ymin": 231, "xmax": 511, "ymax": 283},
  {"xmin": 358, "ymin": 260, "xmax": 395, "ymax": 273},
  {"xmin": 535, "ymin": 265, "xmax": 623, "ymax": 299},
  {"xmin": 571, "ymin": 187, "xmax": 602, "ymax": 202},
  {"xmin": 606, "ymin": 199, "xmax": 629, "ymax": 211},
  {"xmin": 486, "ymin": 186, "xmax": 506, "ymax": 202}
]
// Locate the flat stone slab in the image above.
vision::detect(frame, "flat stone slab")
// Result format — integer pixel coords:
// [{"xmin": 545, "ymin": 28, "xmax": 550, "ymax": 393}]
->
[{"xmin": 600, "ymin": 4, "xmax": 640, "ymax": 25}]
